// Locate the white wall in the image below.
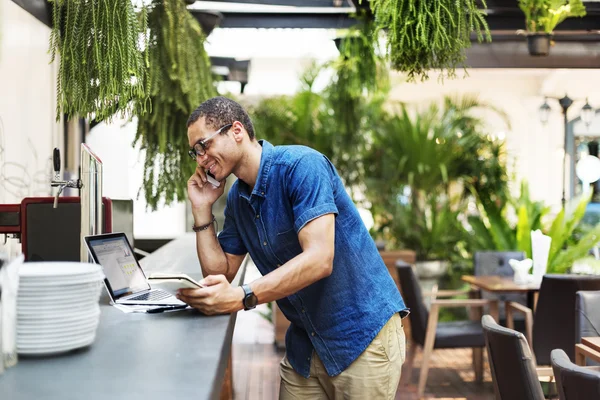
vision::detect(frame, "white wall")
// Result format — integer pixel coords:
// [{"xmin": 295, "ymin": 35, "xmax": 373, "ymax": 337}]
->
[
  {"xmin": 86, "ymin": 117, "xmax": 187, "ymax": 239},
  {"xmin": 0, "ymin": 0, "xmax": 60, "ymax": 205}
]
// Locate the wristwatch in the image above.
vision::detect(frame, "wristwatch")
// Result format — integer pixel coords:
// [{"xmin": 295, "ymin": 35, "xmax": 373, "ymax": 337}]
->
[{"xmin": 241, "ymin": 284, "xmax": 258, "ymax": 311}]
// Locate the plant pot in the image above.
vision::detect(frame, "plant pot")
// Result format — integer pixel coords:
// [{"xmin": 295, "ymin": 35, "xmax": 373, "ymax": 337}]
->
[
  {"xmin": 527, "ymin": 34, "xmax": 552, "ymax": 56},
  {"xmin": 415, "ymin": 260, "xmax": 449, "ymax": 280},
  {"xmin": 194, "ymin": 10, "xmax": 223, "ymax": 37}
]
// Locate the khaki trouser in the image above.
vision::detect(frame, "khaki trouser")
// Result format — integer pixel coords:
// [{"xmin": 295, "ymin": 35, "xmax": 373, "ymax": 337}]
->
[{"xmin": 279, "ymin": 313, "xmax": 406, "ymax": 400}]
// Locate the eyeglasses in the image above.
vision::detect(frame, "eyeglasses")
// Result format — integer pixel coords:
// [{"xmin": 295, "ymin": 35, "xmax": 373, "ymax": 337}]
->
[{"xmin": 188, "ymin": 123, "xmax": 233, "ymax": 160}]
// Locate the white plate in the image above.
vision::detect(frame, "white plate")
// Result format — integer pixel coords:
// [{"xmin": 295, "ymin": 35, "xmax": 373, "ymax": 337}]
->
[
  {"xmin": 18, "ymin": 326, "xmax": 99, "ymax": 345},
  {"xmin": 17, "ymin": 333, "xmax": 96, "ymax": 355},
  {"xmin": 17, "ymin": 315, "xmax": 100, "ymax": 332},
  {"xmin": 18, "ymin": 282, "xmax": 103, "ymax": 296},
  {"xmin": 19, "ymin": 274, "xmax": 104, "ymax": 288},
  {"xmin": 17, "ymin": 291, "xmax": 102, "ymax": 306},
  {"xmin": 17, "ymin": 306, "xmax": 100, "ymax": 322},
  {"xmin": 18, "ymin": 297, "xmax": 100, "ymax": 310},
  {"xmin": 18, "ymin": 318, "xmax": 99, "ymax": 335},
  {"xmin": 20, "ymin": 270, "xmax": 104, "ymax": 282},
  {"xmin": 17, "ymin": 302, "xmax": 100, "ymax": 317},
  {"xmin": 19, "ymin": 262, "xmax": 102, "ymax": 277}
]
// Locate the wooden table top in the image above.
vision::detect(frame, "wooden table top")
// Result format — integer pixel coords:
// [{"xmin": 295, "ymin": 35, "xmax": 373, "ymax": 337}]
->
[
  {"xmin": 582, "ymin": 337, "xmax": 600, "ymax": 353},
  {"xmin": 462, "ymin": 275, "xmax": 540, "ymax": 293}
]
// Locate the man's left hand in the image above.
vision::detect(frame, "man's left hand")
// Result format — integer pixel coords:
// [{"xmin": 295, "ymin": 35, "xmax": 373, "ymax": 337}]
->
[{"xmin": 177, "ymin": 274, "xmax": 244, "ymax": 315}]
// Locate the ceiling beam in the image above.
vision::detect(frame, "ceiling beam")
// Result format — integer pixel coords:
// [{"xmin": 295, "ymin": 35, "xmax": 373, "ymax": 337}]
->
[
  {"xmin": 210, "ymin": 11, "xmax": 356, "ymax": 29},
  {"xmin": 189, "ymin": 0, "xmax": 353, "ymax": 6},
  {"xmin": 465, "ymin": 41, "xmax": 600, "ymax": 68},
  {"xmin": 10, "ymin": 0, "xmax": 52, "ymax": 27}
]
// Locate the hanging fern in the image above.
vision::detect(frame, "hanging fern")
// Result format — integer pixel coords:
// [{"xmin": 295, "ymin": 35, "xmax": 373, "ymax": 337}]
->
[
  {"xmin": 135, "ymin": 0, "xmax": 216, "ymax": 210},
  {"xmin": 49, "ymin": 0, "xmax": 150, "ymax": 122},
  {"xmin": 324, "ymin": 14, "xmax": 389, "ymax": 197},
  {"xmin": 368, "ymin": 0, "xmax": 491, "ymax": 81}
]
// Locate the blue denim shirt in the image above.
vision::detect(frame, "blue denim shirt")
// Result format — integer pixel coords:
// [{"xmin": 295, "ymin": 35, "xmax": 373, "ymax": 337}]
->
[{"xmin": 218, "ymin": 140, "xmax": 407, "ymax": 377}]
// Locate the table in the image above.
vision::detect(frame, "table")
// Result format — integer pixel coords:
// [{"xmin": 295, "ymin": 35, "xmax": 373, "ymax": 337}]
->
[
  {"xmin": 576, "ymin": 337, "xmax": 600, "ymax": 366},
  {"xmin": 462, "ymin": 275, "xmax": 541, "ymax": 309},
  {"xmin": 0, "ymin": 233, "xmax": 248, "ymax": 400}
]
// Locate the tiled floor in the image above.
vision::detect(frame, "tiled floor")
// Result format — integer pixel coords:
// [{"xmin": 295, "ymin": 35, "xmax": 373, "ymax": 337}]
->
[{"xmin": 232, "ymin": 263, "xmax": 495, "ymax": 400}]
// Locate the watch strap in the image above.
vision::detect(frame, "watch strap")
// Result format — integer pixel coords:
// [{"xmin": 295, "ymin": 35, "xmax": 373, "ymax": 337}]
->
[{"xmin": 241, "ymin": 284, "xmax": 257, "ymax": 310}]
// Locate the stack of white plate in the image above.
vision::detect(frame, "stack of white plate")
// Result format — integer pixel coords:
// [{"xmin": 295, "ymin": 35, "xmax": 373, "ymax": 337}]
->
[{"xmin": 16, "ymin": 262, "xmax": 104, "ymax": 355}]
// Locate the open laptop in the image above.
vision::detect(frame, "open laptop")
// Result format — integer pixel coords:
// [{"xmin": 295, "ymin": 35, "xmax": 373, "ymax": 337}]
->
[{"xmin": 84, "ymin": 232, "xmax": 187, "ymax": 306}]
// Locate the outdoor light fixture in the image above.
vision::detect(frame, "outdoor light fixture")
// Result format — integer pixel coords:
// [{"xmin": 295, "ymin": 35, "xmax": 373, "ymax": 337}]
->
[
  {"xmin": 581, "ymin": 98, "xmax": 594, "ymax": 127},
  {"xmin": 539, "ymin": 98, "xmax": 551, "ymax": 124},
  {"xmin": 539, "ymin": 94, "xmax": 595, "ymax": 206}
]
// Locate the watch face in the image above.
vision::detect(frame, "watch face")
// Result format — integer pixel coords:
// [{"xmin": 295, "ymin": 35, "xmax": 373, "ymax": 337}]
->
[{"xmin": 245, "ymin": 293, "xmax": 258, "ymax": 309}]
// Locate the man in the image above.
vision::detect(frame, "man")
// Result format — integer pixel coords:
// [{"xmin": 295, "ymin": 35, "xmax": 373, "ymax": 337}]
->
[{"xmin": 178, "ymin": 96, "xmax": 408, "ymax": 399}]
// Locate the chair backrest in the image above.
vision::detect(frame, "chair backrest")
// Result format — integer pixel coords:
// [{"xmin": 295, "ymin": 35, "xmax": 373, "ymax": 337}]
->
[
  {"xmin": 396, "ymin": 261, "xmax": 429, "ymax": 346},
  {"xmin": 482, "ymin": 315, "xmax": 544, "ymax": 400},
  {"xmin": 576, "ymin": 290, "xmax": 600, "ymax": 367},
  {"xmin": 576, "ymin": 290, "xmax": 600, "ymax": 342},
  {"xmin": 533, "ymin": 275, "xmax": 600, "ymax": 365},
  {"xmin": 474, "ymin": 251, "xmax": 525, "ymax": 277},
  {"xmin": 551, "ymin": 348, "xmax": 600, "ymax": 400},
  {"xmin": 474, "ymin": 251, "xmax": 527, "ymax": 318}
]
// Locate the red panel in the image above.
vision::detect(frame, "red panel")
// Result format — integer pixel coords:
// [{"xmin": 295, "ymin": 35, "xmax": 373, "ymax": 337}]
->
[{"xmin": 20, "ymin": 197, "xmax": 113, "ymax": 260}]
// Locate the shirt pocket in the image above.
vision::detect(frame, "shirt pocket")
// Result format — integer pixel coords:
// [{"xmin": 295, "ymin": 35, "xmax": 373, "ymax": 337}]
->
[{"xmin": 273, "ymin": 226, "xmax": 303, "ymax": 264}]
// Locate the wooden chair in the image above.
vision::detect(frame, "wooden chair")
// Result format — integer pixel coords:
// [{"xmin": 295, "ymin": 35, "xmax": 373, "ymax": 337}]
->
[
  {"xmin": 474, "ymin": 251, "xmax": 527, "ymax": 323},
  {"xmin": 482, "ymin": 315, "xmax": 548, "ymax": 400},
  {"xmin": 552, "ymin": 349, "xmax": 600, "ymax": 400},
  {"xmin": 506, "ymin": 275, "xmax": 600, "ymax": 366},
  {"xmin": 483, "ymin": 315, "xmax": 600, "ymax": 400},
  {"xmin": 396, "ymin": 261, "xmax": 499, "ymax": 398}
]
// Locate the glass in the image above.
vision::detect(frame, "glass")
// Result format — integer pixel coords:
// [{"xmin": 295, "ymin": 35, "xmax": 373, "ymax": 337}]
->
[{"xmin": 188, "ymin": 123, "xmax": 232, "ymax": 160}]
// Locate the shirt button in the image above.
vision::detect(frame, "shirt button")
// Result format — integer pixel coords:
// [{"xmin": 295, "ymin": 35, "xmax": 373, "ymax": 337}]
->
[
  {"xmin": 261, "ymin": 191, "xmax": 265, "ymax": 195},
  {"xmin": 263, "ymin": 241, "xmax": 267, "ymax": 246},
  {"xmin": 307, "ymin": 357, "xmax": 310, "ymax": 361},
  {"xmin": 311, "ymin": 332, "xmax": 315, "ymax": 336},
  {"xmin": 256, "ymin": 215, "xmax": 259, "ymax": 219},
  {"xmin": 277, "ymin": 264, "xmax": 281, "ymax": 267},
  {"xmin": 301, "ymin": 308, "xmax": 305, "ymax": 313}
]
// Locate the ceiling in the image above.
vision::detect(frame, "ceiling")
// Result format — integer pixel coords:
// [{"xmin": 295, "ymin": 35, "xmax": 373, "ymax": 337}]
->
[{"xmin": 11, "ymin": 0, "xmax": 600, "ymax": 68}]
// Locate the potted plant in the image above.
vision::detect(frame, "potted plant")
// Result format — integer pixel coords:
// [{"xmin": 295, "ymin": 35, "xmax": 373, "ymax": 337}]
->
[
  {"xmin": 386, "ymin": 190, "xmax": 466, "ymax": 280},
  {"xmin": 365, "ymin": 0, "xmax": 491, "ymax": 81},
  {"xmin": 365, "ymin": 96, "xmax": 511, "ymax": 284},
  {"xmin": 468, "ymin": 180, "xmax": 600, "ymax": 274},
  {"xmin": 518, "ymin": 0, "xmax": 586, "ymax": 56}
]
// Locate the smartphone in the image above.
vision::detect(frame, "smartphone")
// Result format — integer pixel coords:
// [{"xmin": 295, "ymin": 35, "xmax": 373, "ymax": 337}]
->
[{"xmin": 206, "ymin": 171, "xmax": 220, "ymax": 187}]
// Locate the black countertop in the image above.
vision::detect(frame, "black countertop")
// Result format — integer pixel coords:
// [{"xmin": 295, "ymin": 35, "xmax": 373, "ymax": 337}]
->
[{"xmin": 0, "ymin": 233, "xmax": 247, "ymax": 400}]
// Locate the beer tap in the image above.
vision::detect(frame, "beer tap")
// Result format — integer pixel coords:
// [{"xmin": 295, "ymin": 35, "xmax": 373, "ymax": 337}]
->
[{"xmin": 50, "ymin": 148, "xmax": 81, "ymax": 208}]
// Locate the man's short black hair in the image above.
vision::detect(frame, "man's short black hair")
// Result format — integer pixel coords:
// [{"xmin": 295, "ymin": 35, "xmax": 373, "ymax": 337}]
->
[{"xmin": 187, "ymin": 96, "xmax": 255, "ymax": 140}]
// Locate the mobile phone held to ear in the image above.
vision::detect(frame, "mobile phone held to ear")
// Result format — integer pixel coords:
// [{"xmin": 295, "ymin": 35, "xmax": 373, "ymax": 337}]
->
[{"xmin": 206, "ymin": 171, "xmax": 220, "ymax": 187}]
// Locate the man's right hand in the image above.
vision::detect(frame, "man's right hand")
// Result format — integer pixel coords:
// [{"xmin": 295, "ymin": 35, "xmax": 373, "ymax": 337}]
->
[{"xmin": 188, "ymin": 166, "xmax": 226, "ymax": 209}]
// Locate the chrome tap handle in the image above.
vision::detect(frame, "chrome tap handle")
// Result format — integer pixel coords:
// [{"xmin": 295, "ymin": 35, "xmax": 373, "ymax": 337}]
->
[
  {"xmin": 53, "ymin": 185, "xmax": 65, "ymax": 209},
  {"xmin": 53, "ymin": 148, "xmax": 61, "ymax": 181}
]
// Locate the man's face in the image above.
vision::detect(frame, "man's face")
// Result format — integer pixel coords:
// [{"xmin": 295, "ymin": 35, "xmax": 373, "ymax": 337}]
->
[{"xmin": 187, "ymin": 117, "xmax": 236, "ymax": 181}]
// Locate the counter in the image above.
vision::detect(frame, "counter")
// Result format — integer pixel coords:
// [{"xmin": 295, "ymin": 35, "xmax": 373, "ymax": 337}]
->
[{"xmin": 0, "ymin": 233, "xmax": 247, "ymax": 400}]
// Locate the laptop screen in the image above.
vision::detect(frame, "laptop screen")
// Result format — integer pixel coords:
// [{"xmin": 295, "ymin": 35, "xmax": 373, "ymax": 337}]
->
[{"xmin": 85, "ymin": 233, "xmax": 150, "ymax": 298}]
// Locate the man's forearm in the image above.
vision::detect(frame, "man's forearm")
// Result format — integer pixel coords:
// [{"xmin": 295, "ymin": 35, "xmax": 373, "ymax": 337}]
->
[
  {"xmin": 250, "ymin": 248, "xmax": 333, "ymax": 305},
  {"xmin": 193, "ymin": 207, "xmax": 230, "ymax": 279}
]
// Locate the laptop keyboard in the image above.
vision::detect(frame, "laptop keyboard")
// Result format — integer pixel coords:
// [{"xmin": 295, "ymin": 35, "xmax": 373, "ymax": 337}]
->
[{"xmin": 128, "ymin": 290, "xmax": 171, "ymax": 301}]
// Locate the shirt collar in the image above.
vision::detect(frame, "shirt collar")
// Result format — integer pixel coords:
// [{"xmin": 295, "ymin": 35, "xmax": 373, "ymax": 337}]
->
[{"xmin": 238, "ymin": 139, "xmax": 273, "ymax": 199}]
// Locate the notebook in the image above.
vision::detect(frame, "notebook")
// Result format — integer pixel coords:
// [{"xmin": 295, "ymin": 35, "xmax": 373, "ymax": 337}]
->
[{"xmin": 84, "ymin": 232, "xmax": 187, "ymax": 306}]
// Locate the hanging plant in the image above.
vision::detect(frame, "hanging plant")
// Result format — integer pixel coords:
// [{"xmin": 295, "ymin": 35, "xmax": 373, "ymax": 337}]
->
[
  {"xmin": 135, "ymin": 0, "xmax": 216, "ymax": 210},
  {"xmin": 325, "ymin": 14, "xmax": 389, "ymax": 198},
  {"xmin": 368, "ymin": 0, "xmax": 491, "ymax": 81},
  {"xmin": 49, "ymin": 0, "xmax": 150, "ymax": 122}
]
